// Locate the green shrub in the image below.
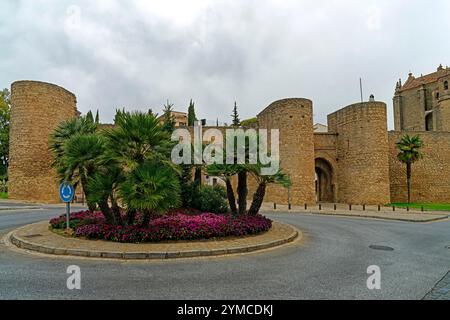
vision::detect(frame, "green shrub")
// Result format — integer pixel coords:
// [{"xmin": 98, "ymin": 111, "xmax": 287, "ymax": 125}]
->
[
  {"xmin": 191, "ymin": 184, "xmax": 229, "ymax": 213},
  {"xmin": 180, "ymin": 181, "xmax": 229, "ymax": 213},
  {"xmin": 180, "ymin": 180, "xmax": 198, "ymax": 208}
]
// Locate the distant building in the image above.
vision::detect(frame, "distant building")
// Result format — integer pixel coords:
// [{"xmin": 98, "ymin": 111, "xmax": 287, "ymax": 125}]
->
[
  {"xmin": 394, "ymin": 64, "xmax": 450, "ymax": 131},
  {"xmin": 313, "ymin": 123, "xmax": 328, "ymax": 133},
  {"xmin": 157, "ymin": 111, "xmax": 188, "ymax": 127}
]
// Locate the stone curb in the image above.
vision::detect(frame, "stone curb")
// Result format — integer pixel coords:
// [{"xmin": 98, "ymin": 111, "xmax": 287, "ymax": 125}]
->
[
  {"xmin": 306, "ymin": 211, "xmax": 449, "ymax": 222},
  {"xmin": 262, "ymin": 210, "xmax": 449, "ymax": 223},
  {"xmin": 9, "ymin": 222, "xmax": 299, "ymax": 260}
]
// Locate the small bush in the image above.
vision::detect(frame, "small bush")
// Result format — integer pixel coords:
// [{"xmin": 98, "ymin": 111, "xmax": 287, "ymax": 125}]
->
[
  {"xmin": 180, "ymin": 181, "xmax": 198, "ymax": 209},
  {"xmin": 192, "ymin": 184, "xmax": 229, "ymax": 213},
  {"xmin": 181, "ymin": 182, "xmax": 229, "ymax": 214}
]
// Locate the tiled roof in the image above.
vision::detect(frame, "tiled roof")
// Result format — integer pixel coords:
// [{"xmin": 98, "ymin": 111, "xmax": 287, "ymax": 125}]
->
[{"xmin": 399, "ymin": 66, "xmax": 450, "ymax": 92}]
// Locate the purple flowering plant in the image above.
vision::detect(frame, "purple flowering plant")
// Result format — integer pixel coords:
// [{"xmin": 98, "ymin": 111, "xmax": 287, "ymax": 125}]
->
[{"xmin": 50, "ymin": 210, "xmax": 272, "ymax": 243}]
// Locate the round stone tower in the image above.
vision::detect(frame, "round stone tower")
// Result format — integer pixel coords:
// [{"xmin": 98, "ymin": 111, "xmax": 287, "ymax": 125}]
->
[
  {"xmin": 327, "ymin": 101, "xmax": 390, "ymax": 204},
  {"xmin": 257, "ymin": 98, "xmax": 316, "ymax": 205},
  {"xmin": 9, "ymin": 81, "xmax": 78, "ymax": 203}
]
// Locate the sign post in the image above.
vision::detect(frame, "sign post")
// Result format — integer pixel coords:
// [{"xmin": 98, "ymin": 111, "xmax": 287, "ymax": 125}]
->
[{"xmin": 59, "ymin": 182, "xmax": 75, "ymax": 231}]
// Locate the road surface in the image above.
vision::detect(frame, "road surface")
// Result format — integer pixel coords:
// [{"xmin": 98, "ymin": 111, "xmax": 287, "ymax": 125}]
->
[{"xmin": 1, "ymin": 204, "xmax": 449, "ymax": 299}]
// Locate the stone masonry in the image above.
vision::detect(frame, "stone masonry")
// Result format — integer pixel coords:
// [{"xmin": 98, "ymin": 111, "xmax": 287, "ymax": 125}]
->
[
  {"xmin": 8, "ymin": 65, "xmax": 450, "ymax": 205},
  {"xmin": 8, "ymin": 81, "xmax": 78, "ymax": 203}
]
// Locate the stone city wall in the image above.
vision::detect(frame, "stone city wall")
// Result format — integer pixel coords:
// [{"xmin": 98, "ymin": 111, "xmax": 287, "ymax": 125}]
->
[{"xmin": 389, "ymin": 131, "xmax": 450, "ymax": 203}]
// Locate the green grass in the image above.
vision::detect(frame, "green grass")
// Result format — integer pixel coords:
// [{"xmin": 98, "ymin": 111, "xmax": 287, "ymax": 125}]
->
[
  {"xmin": 390, "ymin": 203, "xmax": 450, "ymax": 212},
  {"xmin": 0, "ymin": 192, "xmax": 7, "ymax": 199}
]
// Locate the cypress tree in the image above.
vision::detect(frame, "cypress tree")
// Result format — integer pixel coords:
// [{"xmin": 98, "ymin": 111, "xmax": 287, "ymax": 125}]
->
[
  {"xmin": 187, "ymin": 99, "xmax": 197, "ymax": 126},
  {"xmin": 231, "ymin": 101, "xmax": 240, "ymax": 127}
]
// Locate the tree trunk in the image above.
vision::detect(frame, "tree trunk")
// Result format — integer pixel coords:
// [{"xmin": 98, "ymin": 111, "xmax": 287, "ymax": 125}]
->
[
  {"xmin": 98, "ymin": 199, "xmax": 114, "ymax": 225},
  {"xmin": 111, "ymin": 196, "xmax": 122, "ymax": 226},
  {"xmin": 141, "ymin": 209, "xmax": 153, "ymax": 226},
  {"xmin": 406, "ymin": 162, "xmax": 411, "ymax": 204},
  {"xmin": 194, "ymin": 167, "xmax": 202, "ymax": 185},
  {"xmin": 225, "ymin": 178, "xmax": 238, "ymax": 216},
  {"xmin": 248, "ymin": 183, "xmax": 266, "ymax": 215},
  {"xmin": 237, "ymin": 171, "xmax": 248, "ymax": 215},
  {"xmin": 81, "ymin": 175, "xmax": 96, "ymax": 212},
  {"xmin": 127, "ymin": 208, "xmax": 136, "ymax": 225}
]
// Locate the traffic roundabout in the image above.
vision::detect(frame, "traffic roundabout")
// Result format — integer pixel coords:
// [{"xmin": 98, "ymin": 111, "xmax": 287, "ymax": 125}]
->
[{"xmin": 6, "ymin": 220, "xmax": 300, "ymax": 260}]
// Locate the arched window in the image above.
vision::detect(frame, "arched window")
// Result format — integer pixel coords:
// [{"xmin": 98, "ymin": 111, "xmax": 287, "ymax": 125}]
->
[{"xmin": 445, "ymin": 81, "xmax": 449, "ymax": 90}]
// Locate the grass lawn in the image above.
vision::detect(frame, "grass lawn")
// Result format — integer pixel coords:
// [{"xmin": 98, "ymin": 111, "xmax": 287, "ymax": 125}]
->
[
  {"xmin": 390, "ymin": 203, "xmax": 450, "ymax": 212},
  {"xmin": 0, "ymin": 192, "xmax": 7, "ymax": 199}
]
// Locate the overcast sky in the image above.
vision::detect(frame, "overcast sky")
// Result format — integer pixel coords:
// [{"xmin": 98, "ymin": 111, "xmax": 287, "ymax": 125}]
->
[{"xmin": 1, "ymin": 0, "xmax": 449, "ymax": 128}]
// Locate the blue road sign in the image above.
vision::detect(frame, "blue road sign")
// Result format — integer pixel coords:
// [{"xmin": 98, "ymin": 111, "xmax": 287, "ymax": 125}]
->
[{"xmin": 59, "ymin": 182, "xmax": 75, "ymax": 203}]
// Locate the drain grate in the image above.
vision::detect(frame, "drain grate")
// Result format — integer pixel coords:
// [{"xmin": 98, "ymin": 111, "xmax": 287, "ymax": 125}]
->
[
  {"xmin": 369, "ymin": 245, "xmax": 394, "ymax": 251},
  {"xmin": 23, "ymin": 234, "xmax": 43, "ymax": 238}
]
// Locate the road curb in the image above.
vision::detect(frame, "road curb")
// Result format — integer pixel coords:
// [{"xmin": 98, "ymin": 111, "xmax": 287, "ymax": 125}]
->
[
  {"xmin": 8, "ymin": 221, "xmax": 299, "ymax": 260},
  {"xmin": 305, "ymin": 211, "xmax": 449, "ymax": 223},
  {"xmin": 262, "ymin": 210, "xmax": 449, "ymax": 223}
]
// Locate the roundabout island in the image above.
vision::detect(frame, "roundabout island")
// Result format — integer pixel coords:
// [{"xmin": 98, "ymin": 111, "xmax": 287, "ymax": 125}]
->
[{"xmin": 7, "ymin": 217, "xmax": 299, "ymax": 260}]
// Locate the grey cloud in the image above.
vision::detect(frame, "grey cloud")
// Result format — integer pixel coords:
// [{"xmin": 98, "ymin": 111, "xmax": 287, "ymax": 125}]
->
[{"xmin": 1, "ymin": 0, "xmax": 450, "ymax": 128}]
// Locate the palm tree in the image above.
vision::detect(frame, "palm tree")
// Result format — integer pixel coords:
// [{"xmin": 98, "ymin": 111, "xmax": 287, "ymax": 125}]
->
[
  {"xmin": 235, "ymin": 131, "xmax": 260, "ymax": 215},
  {"xmin": 105, "ymin": 111, "xmax": 173, "ymax": 170},
  {"xmin": 62, "ymin": 133, "xmax": 106, "ymax": 211},
  {"xmin": 49, "ymin": 116, "xmax": 98, "ymax": 169},
  {"xmin": 85, "ymin": 160, "xmax": 124, "ymax": 225},
  {"xmin": 206, "ymin": 131, "xmax": 257, "ymax": 215},
  {"xmin": 237, "ymin": 170, "xmax": 248, "ymax": 215},
  {"xmin": 206, "ymin": 163, "xmax": 239, "ymax": 215},
  {"xmin": 104, "ymin": 111, "xmax": 180, "ymax": 224},
  {"xmin": 247, "ymin": 166, "xmax": 291, "ymax": 215},
  {"xmin": 396, "ymin": 134, "xmax": 423, "ymax": 204},
  {"xmin": 119, "ymin": 161, "xmax": 181, "ymax": 226}
]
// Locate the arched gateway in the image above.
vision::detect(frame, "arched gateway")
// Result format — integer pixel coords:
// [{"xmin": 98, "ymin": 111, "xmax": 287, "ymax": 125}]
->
[{"xmin": 315, "ymin": 158, "xmax": 335, "ymax": 202}]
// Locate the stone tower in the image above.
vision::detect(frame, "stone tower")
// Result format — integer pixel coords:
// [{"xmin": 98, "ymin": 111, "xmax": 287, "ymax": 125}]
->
[
  {"xmin": 257, "ymin": 98, "xmax": 316, "ymax": 205},
  {"xmin": 9, "ymin": 81, "xmax": 78, "ymax": 203},
  {"xmin": 327, "ymin": 101, "xmax": 390, "ymax": 204}
]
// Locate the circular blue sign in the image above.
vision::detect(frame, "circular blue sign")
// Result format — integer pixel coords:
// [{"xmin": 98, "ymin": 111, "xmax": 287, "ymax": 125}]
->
[{"xmin": 59, "ymin": 182, "xmax": 75, "ymax": 203}]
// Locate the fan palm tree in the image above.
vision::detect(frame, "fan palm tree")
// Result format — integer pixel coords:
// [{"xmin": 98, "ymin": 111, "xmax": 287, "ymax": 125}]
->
[
  {"xmin": 206, "ymin": 163, "xmax": 239, "ymax": 215},
  {"xmin": 85, "ymin": 160, "xmax": 124, "ymax": 225},
  {"xmin": 119, "ymin": 161, "xmax": 181, "ymax": 226},
  {"xmin": 62, "ymin": 133, "xmax": 106, "ymax": 211},
  {"xmin": 104, "ymin": 111, "xmax": 174, "ymax": 170},
  {"xmin": 49, "ymin": 116, "xmax": 98, "ymax": 169},
  {"xmin": 396, "ymin": 134, "xmax": 423, "ymax": 204},
  {"xmin": 247, "ymin": 165, "xmax": 291, "ymax": 215}
]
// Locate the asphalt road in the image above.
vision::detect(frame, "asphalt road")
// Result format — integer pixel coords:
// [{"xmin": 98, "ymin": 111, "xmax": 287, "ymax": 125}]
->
[{"xmin": 1, "ymin": 205, "xmax": 450, "ymax": 300}]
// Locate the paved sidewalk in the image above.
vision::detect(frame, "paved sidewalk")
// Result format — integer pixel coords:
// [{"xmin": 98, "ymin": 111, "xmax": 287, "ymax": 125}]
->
[
  {"xmin": 259, "ymin": 203, "xmax": 449, "ymax": 222},
  {"xmin": 8, "ymin": 220, "xmax": 299, "ymax": 260}
]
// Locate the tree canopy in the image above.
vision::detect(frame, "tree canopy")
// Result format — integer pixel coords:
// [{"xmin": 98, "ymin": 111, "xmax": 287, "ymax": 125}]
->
[{"xmin": 0, "ymin": 88, "xmax": 11, "ymax": 179}]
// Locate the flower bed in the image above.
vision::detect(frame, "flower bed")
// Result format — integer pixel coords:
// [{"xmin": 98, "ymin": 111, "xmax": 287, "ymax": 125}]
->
[{"xmin": 50, "ymin": 210, "xmax": 272, "ymax": 243}]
